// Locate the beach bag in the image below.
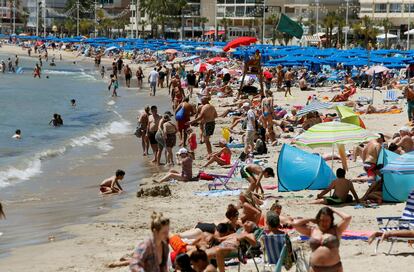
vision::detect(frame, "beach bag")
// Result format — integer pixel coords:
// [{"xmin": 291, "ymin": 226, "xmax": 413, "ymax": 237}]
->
[
  {"xmin": 134, "ymin": 124, "xmax": 143, "ymax": 138},
  {"xmin": 199, "ymin": 172, "xmax": 214, "ymax": 180},
  {"xmin": 175, "ymin": 107, "xmax": 185, "ymax": 121}
]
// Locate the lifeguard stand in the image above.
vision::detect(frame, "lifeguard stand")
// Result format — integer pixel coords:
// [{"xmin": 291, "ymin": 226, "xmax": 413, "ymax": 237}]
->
[{"xmin": 239, "ymin": 51, "xmax": 265, "ymax": 97}]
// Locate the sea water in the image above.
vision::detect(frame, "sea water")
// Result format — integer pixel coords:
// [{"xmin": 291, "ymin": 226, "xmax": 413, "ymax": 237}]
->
[
  {"xmin": 0, "ymin": 56, "xmax": 130, "ymax": 188},
  {"xmin": 0, "ymin": 54, "xmax": 142, "ymax": 256}
]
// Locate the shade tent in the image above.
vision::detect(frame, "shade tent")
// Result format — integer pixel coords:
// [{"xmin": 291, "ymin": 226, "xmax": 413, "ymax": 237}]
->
[
  {"xmin": 277, "ymin": 144, "xmax": 335, "ymax": 192},
  {"xmin": 381, "ymin": 151, "xmax": 414, "ymax": 175},
  {"xmin": 377, "ymin": 149, "xmax": 414, "ymax": 202}
]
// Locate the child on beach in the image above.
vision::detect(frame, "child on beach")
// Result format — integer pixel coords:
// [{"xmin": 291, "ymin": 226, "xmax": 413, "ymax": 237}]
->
[
  {"xmin": 187, "ymin": 128, "xmax": 197, "ymax": 159},
  {"xmin": 99, "ymin": 169, "xmax": 125, "ymax": 195}
]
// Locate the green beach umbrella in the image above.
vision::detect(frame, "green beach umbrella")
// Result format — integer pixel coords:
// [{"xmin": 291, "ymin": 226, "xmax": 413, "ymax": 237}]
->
[
  {"xmin": 336, "ymin": 106, "xmax": 366, "ymax": 128},
  {"xmin": 295, "ymin": 121, "xmax": 378, "ymax": 147}
]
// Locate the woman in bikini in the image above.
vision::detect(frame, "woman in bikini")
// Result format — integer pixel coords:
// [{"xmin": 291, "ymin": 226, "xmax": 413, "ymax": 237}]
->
[
  {"xmin": 171, "ymin": 86, "xmax": 185, "ymax": 111},
  {"xmin": 293, "ymin": 207, "xmax": 351, "ymax": 272},
  {"xmin": 202, "ymin": 139, "xmax": 231, "ymax": 168},
  {"xmin": 260, "ymin": 90, "xmax": 276, "ymax": 142}
]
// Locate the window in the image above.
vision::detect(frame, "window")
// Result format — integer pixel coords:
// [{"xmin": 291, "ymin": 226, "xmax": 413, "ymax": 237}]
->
[
  {"xmin": 236, "ymin": 6, "xmax": 245, "ymax": 16},
  {"xmin": 374, "ymin": 4, "xmax": 387, "ymax": 13},
  {"xmin": 226, "ymin": 6, "xmax": 235, "ymax": 17},
  {"xmin": 226, "ymin": 0, "xmax": 235, "ymax": 4},
  {"xmin": 389, "ymin": 3, "xmax": 401, "ymax": 13},
  {"xmin": 404, "ymin": 4, "xmax": 414, "ymax": 12},
  {"xmin": 236, "ymin": 0, "xmax": 245, "ymax": 3},
  {"xmin": 217, "ymin": 0, "xmax": 225, "ymax": 4}
]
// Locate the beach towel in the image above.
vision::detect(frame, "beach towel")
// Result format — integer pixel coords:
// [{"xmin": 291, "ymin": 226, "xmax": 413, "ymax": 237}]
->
[
  {"xmin": 299, "ymin": 230, "xmax": 374, "ymax": 241},
  {"xmin": 194, "ymin": 189, "xmax": 241, "ymax": 197},
  {"xmin": 356, "ymin": 109, "xmax": 402, "ymax": 115}
]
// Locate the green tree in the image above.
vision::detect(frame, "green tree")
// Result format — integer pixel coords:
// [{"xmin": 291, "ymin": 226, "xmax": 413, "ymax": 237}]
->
[
  {"xmin": 352, "ymin": 16, "xmax": 379, "ymax": 48},
  {"xmin": 220, "ymin": 17, "xmax": 231, "ymax": 41},
  {"xmin": 199, "ymin": 17, "xmax": 208, "ymax": 37},
  {"xmin": 380, "ymin": 18, "xmax": 393, "ymax": 49},
  {"xmin": 322, "ymin": 12, "xmax": 337, "ymax": 47},
  {"xmin": 79, "ymin": 19, "xmax": 92, "ymax": 35},
  {"xmin": 139, "ymin": 19, "xmax": 148, "ymax": 38},
  {"xmin": 64, "ymin": 19, "xmax": 76, "ymax": 36},
  {"xmin": 266, "ymin": 14, "xmax": 279, "ymax": 45}
]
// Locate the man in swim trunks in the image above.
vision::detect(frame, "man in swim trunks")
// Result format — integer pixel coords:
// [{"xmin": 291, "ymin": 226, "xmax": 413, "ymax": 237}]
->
[
  {"xmin": 240, "ymin": 164, "xmax": 275, "ymax": 195},
  {"xmin": 147, "ymin": 105, "xmax": 162, "ymax": 163},
  {"xmin": 312, "ymin": 168, "xmax": 359, "ymax": 205},
  {"xmin": 99, "ymin": 169, "xmax": 125, "ymax": 195},
  {"xmin": 284, "ymin": 67, "xmax": 294, "ymax": 97},
  {"xmin": 138, "ymin": 106, "xmax": 150, "ymax": 156},
  {"xmin": 188, "ymin": 97, "xmax": 217, "ymax": 154},
  {"xmin": 362, "ymin": 133, "xmax": 385, "ymax": 177}
]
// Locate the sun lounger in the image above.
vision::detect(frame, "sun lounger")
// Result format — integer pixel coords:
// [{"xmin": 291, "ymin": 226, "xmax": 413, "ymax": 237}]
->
[
  {"xmin": 207, "ymin": 160, "xmax": 240, "ymax": 190},
  {"xmin": 383, "ymin": 90, "xmax": 398, "ymax": 103},
  {"xmin": 262, "ymin": 234, "xmax": 287, "ymax": 272},
  {"xmin": 374, "ymin": 189, "xmax": 414, "ymax": 254}
]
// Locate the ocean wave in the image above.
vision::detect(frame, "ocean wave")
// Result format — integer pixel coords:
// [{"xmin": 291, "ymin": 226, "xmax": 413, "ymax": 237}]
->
[
  {"xmin": 43, "ymin": 69, "xmax": 98, "ymax": 81},
  {"xmin": 0, "ymin": 119, "xmax": 132, "ymax": 188}
]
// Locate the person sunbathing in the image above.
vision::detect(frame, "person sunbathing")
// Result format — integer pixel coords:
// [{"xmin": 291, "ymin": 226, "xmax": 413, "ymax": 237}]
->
[
  {"xmin": 239, "ymin": 191, "xmax": 262, "ymax": 224},
  {"xmin": 265, "ymin": 211, "xmax": 285, "ymax": 235},
  {"xmin": 312, "ymin": 168, "xmax": 359, "ymax": 205},
  {"xmin": 153, "ymin": 148, "xmax": 195, "ymax": 183},
  {"xmin": 331, "ymin": 86, "xmax": 356, "ymax": 102},
  {"xmin": 203, "ymin": 139, "xmax": 232, "ymax": 168},
  {"xmin": 354, "ymin": 104, "xmax": 401, "ymax": 114},
  {"xmin": 205, "ymin": 221, "xmax": 262, "ymax": 272},
  {"xmin": 368, "ymin": 230, "xmax": 414, "ymax": 245}
]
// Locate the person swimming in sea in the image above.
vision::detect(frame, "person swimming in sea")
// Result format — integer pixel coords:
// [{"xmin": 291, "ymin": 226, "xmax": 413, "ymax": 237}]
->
[
  {"xmin": 12, "ymin": 129, "xmax": 21, "ymax": 139},
  {"xmin": 71, "ymin": 99, "xmax": 76, "ymax": 107},
  {"xmin": 49, "ymin": 114, "xmax": 63, "ymax": 127}
]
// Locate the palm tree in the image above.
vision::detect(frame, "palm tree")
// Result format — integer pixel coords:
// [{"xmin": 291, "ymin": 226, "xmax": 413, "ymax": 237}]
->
[
  {"xmin": 220, "ymin": 17, "xmax": 231, "ymax": 41},
  {"xmin": 64, "ymin": 19, "xmax": 76, "ymax": 36},
  {"xmin": 352, "ymin": 16, "xmax": 379, "ymax": 48},
  {"xmin": 380, "ymin": 18, "xmax": 393, "ymax": 49},
  {"xmin": 199, "ymin": 17, "xmax": 208, "ymax": 37},
  {"xmin": 266, "ymin": 14, "xmax": 279, "ymax": 45},
  {"xmin": 304, "ymin": 19, "xmax": 316, "ymax": 35},
  {"xmin": 335, "ymin": 17, "xmax": 345, "ymax": 48},
  {"xmin": 322, "ymin": 12, "xmax": 337, "ymax": 47},
  {"xmin": 139, "ymin": 19, "xmax": 148, "ymax": 38}
]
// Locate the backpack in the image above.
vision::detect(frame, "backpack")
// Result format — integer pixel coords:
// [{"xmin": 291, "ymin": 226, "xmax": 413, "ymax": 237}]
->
[{"xmin": 175, "ymin": 107, "xmax": 185, "ymax": 121}]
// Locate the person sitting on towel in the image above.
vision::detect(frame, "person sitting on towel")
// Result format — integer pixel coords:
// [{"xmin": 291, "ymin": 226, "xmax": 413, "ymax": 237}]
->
[{"xmin": 311, "ymin": 168, "xmax": 359, "ymax": 205}]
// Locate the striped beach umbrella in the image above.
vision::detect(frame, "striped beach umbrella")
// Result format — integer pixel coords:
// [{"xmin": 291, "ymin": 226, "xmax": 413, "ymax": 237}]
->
[
  {"xmin": 381, "ymin": 152, "xmax": 414, "ymax": 175},
  {"xmin": 297, "ymin": 100, "xmax": 333, "ymax": 117},
  {"xmin": 295, "ymin": 121, "xmax": 378, "ymax": 148}
]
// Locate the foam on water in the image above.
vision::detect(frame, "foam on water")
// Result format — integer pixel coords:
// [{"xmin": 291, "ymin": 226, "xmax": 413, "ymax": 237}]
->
[{"xmin": 0, "ymin": 118, "xmax": 131, "ymax": 188}]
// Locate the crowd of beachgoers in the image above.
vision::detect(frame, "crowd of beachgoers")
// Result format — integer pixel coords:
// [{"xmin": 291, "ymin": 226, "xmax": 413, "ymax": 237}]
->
[{"xmin": 2, "ymin": 36, "xmax": 414, "ymax": 272}]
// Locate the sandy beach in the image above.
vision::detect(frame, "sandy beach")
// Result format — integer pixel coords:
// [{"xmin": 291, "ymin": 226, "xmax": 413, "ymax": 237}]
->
[{"xmin": 0, "ymin": 44, "xmax": 413, "ymax": 272}]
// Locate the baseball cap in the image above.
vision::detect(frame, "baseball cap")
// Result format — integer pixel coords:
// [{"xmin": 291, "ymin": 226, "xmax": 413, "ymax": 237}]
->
[
  {"xmin": 242, "ymin": 102, "xmax": 250, "ymax": 108},
  {"xmin": 177, "ymin": 148, "xmax": 188, "ymax": 155}
]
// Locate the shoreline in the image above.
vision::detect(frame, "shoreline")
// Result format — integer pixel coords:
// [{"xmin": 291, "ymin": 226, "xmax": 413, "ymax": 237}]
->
[{"xmin": 0, "ymin": 44, "xmax": 413, "ymax": 272}]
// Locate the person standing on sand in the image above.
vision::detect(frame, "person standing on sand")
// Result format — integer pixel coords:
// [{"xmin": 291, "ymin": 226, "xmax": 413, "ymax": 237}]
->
[
  {"xmin": 284, "ymin": 67, "xmax": 293, "ymax": 97},
  {"xmin": 100, "ymin": 66, "xmax": 105, "ymax": 79},
  {"xmin": 124, "ymin": 65, "xmax": 132, "ymax": 88},
  {"xmin": 404, "ymin": 85, "xmax": 414, "ymax": 125},
  {"xmin": 138, "ymin": 106, "xmax": 150, "ymax": 156},
  {"xmin": 129, "ymin": 212, "xmax": 170, "ymax": 272},
  {"xmin": 148, "ymin": 68, "xmax": 159, "ymax": 96},
  {"xmin": 162, "ymin": 114, "xmax": 178, "ymax": 166},
  {"xmin": 99, "ymin": 169, "xmax": 125, "ymax": 195},
  {"xmin": 116, "ymin": 57, "xmax": 123, "ymax": 75},
  {"xmin": 147, "ymin": 105, "xmax": 162, "ymax": 163},
  {"xmin": 175, "ymin": 96, "xmax": 194, "ymax": 147},
  {"xmin": 136, "ymin": 66, "xmax": 144, "ymax": 88},
  {"xmin": 188, "ymin": 97, "xmax": 217, "ymax": 154},
  {"xmin": 362, "ymin": 133, "xmax": 385, "ymax": 178},
  {"xmin": 186, "ymin": 70, "xmax": 196, "ymax": 97}
]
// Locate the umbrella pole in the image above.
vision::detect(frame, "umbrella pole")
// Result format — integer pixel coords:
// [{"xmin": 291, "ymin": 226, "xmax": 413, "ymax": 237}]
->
[{"xmin": 331, "ymin": 144, "xmax": 335, "ymax": 170}]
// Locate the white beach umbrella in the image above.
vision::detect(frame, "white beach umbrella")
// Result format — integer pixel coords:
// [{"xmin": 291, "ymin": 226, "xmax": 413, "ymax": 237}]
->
[
  {"xmin": 376, "ymin": 33, "xmax": 398, "ymax": 39},
  {"xmin": 366, "ymin": 65, "xmax": 390, "ymax": 76}
]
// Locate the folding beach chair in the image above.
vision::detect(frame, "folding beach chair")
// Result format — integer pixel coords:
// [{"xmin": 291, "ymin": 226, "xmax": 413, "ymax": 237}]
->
[
  {"xmin": 374, "ymin": 189, "xmax": 414, "ymax": 254},
  {"xmin": 262, "ymin": 234, "xmax": 287, "ymax": 272},
  {"xmin": 383, "ymin": 90, "xmax": 398, "ymax": 103},
  {"xmin": 207, "ymin": 160, "xmax": 240, "ymax": 190},
  {"xmin": 355, "ymin": 96, "xmax": 372, "ymax": 105}
]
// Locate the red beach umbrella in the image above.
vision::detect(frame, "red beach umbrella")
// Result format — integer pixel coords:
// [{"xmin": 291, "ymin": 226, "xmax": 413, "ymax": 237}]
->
[
  {"xmin": 207, "ymin": 57, "xmax": 229, "ymax": 64},
  {"xmin": 223, "ymin": 36, "xmax": 258, "ymax": 52},
  {"xmin": 194, "ymin": 63, "xmax": 213, "ymax": 73}
]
